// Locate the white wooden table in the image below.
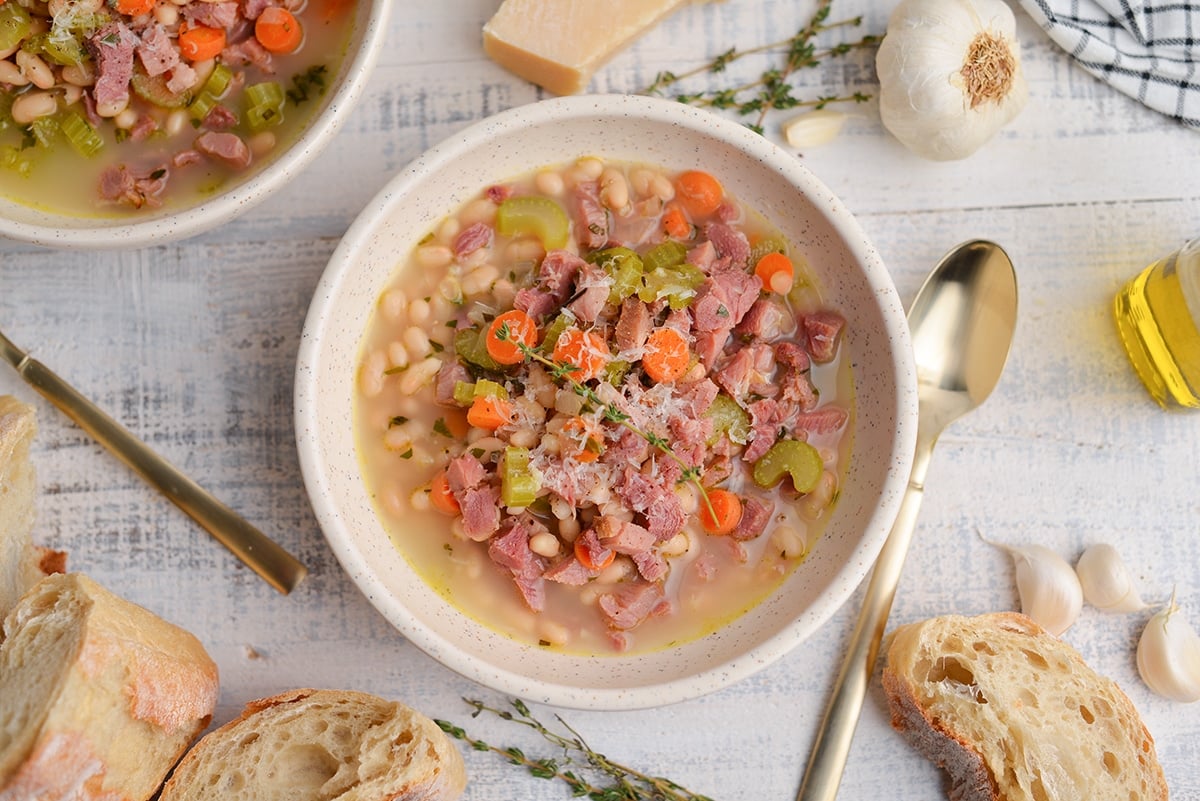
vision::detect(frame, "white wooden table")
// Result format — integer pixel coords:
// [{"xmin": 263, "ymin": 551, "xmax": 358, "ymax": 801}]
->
[{"xmin": 2, "ymin": 2, "xmax": 1197, "ymax": 799}]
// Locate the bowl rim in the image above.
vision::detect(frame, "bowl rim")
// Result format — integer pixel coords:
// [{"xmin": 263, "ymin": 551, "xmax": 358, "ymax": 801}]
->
[
  {"xmin": 295, "ymin": 93, "xmax": 918, "ymax": 709},
  {"xmin": 0, "ymin": 1, "xmax": 393, "ymax": 251}
]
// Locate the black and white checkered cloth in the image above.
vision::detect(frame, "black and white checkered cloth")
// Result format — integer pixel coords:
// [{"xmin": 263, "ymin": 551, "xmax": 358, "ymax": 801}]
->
[{"xmin": 1018, "ymin": 0, "xmax": 1200, "ymax": 128}]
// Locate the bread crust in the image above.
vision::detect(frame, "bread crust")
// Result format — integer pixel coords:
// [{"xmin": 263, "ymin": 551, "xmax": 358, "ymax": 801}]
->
[
  {"xmin": 0, "ymin": 572, "xmax": 218, "ymax": 801},
  {"xmin": 882, "ymin": 612, "xmax": 1169, "ymax": 801},
  {"xmin": 159, "ymin": 688, "xmax": 466, "ymax": 801}
]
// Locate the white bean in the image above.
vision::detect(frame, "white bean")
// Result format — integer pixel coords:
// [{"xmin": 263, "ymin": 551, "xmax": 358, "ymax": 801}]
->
[
  {"xmin": 771, "ymin": 525, "xmax": 807, "ymax": 559},
  {"xmin": 154, "ymin": 3, "xmax": 179, "ymax": 25},
  {"xmin": 537, "ymin": 620, "xmax": 570, "ymax": 647},
  {"xmin": 660, "ymin": 532, "xmax": 691, "ymax": 557},
  {"xmin": 95, "ymin": 94, "xmax": 129, "ymax": 118},
  {"xmin": 16, "ymin": 51, "xmax": 54, "ymax": 90},
  {"xmin": 61, "ymin": 84, "xmax": 82, "ymax": 106},
  {"xmin": 409, "ymin": 488, "xmax": 431, "ymax": 512},
  {"xmin": 438, "ymin": 276, "xmax": 462, "ymax": 304},
  {"xmin": 509, "ymin": 428, "xmax": 538, "ymax": 449},
  {"xmin": 397, "ymin": 356, "xmax": 441, "ymax": 396},
  {"xmin": 801, "ymin": 470, "xmax": 837, "ymax": 518},
  {"xmin": 460, "ymin": 263, "xmax": 499, "ymax": 296},
  {"xmin": 248, "ymin": 131, "xmax": 276, "ymax": 157},
  {"xmin": 539, "ymin": 433, "xmax": 561, "ymax": 455},
  {"xmin": 674, "ymin": 483, "xmax": 699, "ymax": 515},
  {"xmin": 629, "ymin": 167, "xmax": 656, "ymax": 197},
  {"xmin": 570, "ymin": 156, "xmax": 604, "ymax": 184},
  {"xmin": 558, "ymin": 517, "xmax": 580, "ymax": 542},
  {"xmin": 529, "ymin": 532, "xmax": 560, "ymax": 558},
  {"xmin": 383, "ymin": 425, "xmax": 413, "ymax": 452},
  {"xmin": 598, "ymin": 557, "xmax": 635, "ymax": 584},
  {"xmin": 114, "ymin": 108, "xmax": 138, "ymax": 130},
  {"xmin": 504, "ymin": 238, "xmax": 545, "ymax": 264},
  {"xmin": 379, "ymin": 289, "xmax": 408, "ymax": 323},
  {"xmin": 491, "ymin": 278, "xmax": 516, "ymax": 309},
  {"xmin": 458, "ymin": 197, "xmax": 497, "ymax": 227},
  {"xmin": 190, "ymin": 58, "xmax": 215, "ymax": 90},
  {"xmin": 60, "ymin": 62, "xmax": 94, "ymax": 87},
  {"xmin": 358, "ymin": 350, "xmax": 388, "ymax": 398},
  {"xmin": 0, "ymin": 60, "xmax": 29, "ymax": 87},
  {"xmin": 599, "ymin": 167, "xmax": 629, "ymax": 212},
  {"xmin": 554, "ymin": 389, "xmax": 584, "ymax": 416},
  {"xmin": 534, "ymin": 170, "xmax": 565, "ymax": 196},
  {"xmin": 381, "ymin": 486, "xmax": 405, "ymax": 517},
  {"xmin": 550, "ymin": 497, "xmax": 574, "ymax": 521},
  {"xmin": 435, "ymin": 217, "xmax": 461, "ymax": 245},
  {"xmin": 416, "ymin": 244, "xmax": 453, "ymax": 270},
  {"xmin": 385, "ymin": 341, "xmax": 409, "ymax": 370},
  {"xmin": 401, "ymin": 326, "xmax": 431, "ymax": 359},
  {"xmin": 11, "ymin": 91, "xmax": 57, "ymax": 125},
  {"xmin": 407, "ymin": 297, "xmax": 432, "ymax": 326},
  {"xmin": 650, "ymin": 173, "xmax": 675, "ymax": 201}
]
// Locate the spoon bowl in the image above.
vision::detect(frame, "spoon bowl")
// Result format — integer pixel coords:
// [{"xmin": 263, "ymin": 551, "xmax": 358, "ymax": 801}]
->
[{"xmin": 797, "ymin": 239, "xmax": 1018, "ymax": 801}]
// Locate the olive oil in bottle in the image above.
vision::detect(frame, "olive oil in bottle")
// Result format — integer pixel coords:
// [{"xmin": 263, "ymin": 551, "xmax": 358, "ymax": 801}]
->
[{"xmin": 1114, "ymin": 238, "xmax": 1200, "ymax": 408}]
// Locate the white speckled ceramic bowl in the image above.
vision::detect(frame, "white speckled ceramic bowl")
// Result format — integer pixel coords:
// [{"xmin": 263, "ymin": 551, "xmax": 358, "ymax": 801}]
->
[
  {"xmin": 296, "ymin": 94, "xmax": 918, "ymax": 710},
  {"xmin": 0, "ymin": 2, "xmax": 390, "ymax": 250}
]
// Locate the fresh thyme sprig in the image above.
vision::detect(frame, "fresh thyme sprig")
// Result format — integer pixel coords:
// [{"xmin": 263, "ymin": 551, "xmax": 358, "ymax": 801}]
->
[
  {"xmin": 437, "ymin": 698, "xmax": 716, "ymax": 801},
  {"xmin": 644, "ymin": 0, "xmax": 879, "ymax": 134},
  {"xmin": 493, "ymin": 322, "xmax": 715, "ymax": 518}
]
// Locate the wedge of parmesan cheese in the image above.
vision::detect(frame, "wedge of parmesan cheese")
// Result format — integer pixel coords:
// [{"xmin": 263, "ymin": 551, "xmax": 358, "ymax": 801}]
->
[{"xmin": 483, "ymin": 0, "xmax": 692, "ymax": 96}]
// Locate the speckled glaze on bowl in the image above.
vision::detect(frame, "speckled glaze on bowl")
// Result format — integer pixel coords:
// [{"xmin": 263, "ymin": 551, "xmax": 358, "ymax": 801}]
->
[
  {"xmin": 296, "ymin": 94, "xmax": 918, "ymax": 711},
  {"xmin": 0, "ymin": 2, "xmax": 390, "ymax": 250}
]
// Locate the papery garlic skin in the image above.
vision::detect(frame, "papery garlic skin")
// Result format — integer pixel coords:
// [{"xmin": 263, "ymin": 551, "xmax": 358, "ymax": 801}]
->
[
  {"xmin": 875, "ymin": 0, "xmax": 1028, "ymax": 160},
  {"xmin": 1076, "ymin": 543, "xmax": 1150, "ymax": 613},
  {"xmin": 1137, "ymin": 597, "xmax": 1200, "ymax": 703}
]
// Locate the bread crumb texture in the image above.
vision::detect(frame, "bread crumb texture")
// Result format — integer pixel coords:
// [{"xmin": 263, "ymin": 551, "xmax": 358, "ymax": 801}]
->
[
  {"xmin": 158, "ymin": 688, "xmax": 467, "ymax": 801},
  {"xmin": 882, "ymin": 612, "xmax": 1169, "ymax": 801}
]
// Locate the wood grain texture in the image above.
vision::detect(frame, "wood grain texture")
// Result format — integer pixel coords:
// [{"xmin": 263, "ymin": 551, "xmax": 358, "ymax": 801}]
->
[{"xmin": 1, "ymin": 1, "xmax": 1198, "ymax": 799}]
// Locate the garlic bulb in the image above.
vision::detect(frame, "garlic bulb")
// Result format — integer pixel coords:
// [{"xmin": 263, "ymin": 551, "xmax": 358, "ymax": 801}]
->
[
  {"xmin": 984, "ymin": 537, "xmax": 1082, "ymax": 635},
  {"xmin": 1075, "ymin": 543, "xmax": 1150, "ymax": 613},
  {"xmin": 1137, "ymin": 593, "xmax": 1200, "ymax": 703},
  {"xmin": 782, "ymin": 109, "xmax": 847, "ymax": 149},
  {"xmin": 875, "ymin": 0, "xmax": 1028, "ymax": 160}
]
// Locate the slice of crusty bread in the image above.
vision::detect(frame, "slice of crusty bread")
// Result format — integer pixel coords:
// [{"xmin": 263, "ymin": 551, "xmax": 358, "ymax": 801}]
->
[
  {"xmin": 0, "ymin": 571, "xmax": 219, "ymax": 801},
  {"xmin": 0, "ymin": 396, "xmax": 65, "ymax": 625},
  {"xmin": 158, "ymin": 688, "xmax": 467, "ymax": 801},
  {"xmin": 882, "ymin": 612, "xmax": 1168, "ymax": 801}
]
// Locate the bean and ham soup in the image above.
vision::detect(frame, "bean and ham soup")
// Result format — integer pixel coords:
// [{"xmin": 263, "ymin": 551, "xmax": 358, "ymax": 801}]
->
[
  {"xmin": 0, "ymin": 0, "xmax": 352, "ymax": 214},
  {"xmin": 356, "ymin": 157, "xmax": 853, "ymax": 654}
]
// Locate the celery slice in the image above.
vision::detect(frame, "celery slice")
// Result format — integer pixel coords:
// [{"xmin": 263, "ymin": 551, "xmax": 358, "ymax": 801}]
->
[
  {"xmin": 28, "ymin": 116, "xmax": 59, "ymax": 149},
  {"xmin": 132, "ymin": 68, "xmax": 190, "ymax": 109},
  {"xmin": 706, "ymin": 393, "xmax": 751, "ymax": 445},
  {"xmin": 188, "ymin": 64, "xmax": 234, "ymax": 119},
  {"xmin": 244, "ymin": 81, "xmax": 285, "ymax": 131},
  {"xmin": 589, "ymin": 246, "xmax": 643, "ymax": 304},
  {"xmin": 501, "ymin": 446, "xmax": 540, "ymax": 508},
  {"xmin": 0, "ymin": 145, "xmax": 33, "ymax": 177},
  {"xmin": 642, "ymin": 240, "xmax": 688, "ymax": 273},
  {"xmin": 60, "ymin": 110, "xmax": 102, "ymax": 157},
  {"xmin": 538, "ymin": 311, "xmax": 575, "ymax": 353},
  {"xmin": 0, "ymin": 5, "xmax": 32, "ymax": 54},
  {"xmin": 496, "ymin": 196, "xmax": 570, "ymax": 250},
  {"xmin": 752, "ymin": 439, "xmax": 823, "ymax": 492},
  {"xmin": 453, "ymin": 326, "xmax": 501, "ymax": 372}
]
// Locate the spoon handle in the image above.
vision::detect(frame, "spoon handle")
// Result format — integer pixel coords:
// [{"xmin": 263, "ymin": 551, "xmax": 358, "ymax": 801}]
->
[
  {"xmin": 796, "ymin": 471, "xmax": 928, "ymax": 801},
  {"xmin": 2, "ymin": 336, "xmax": 308, "ymax": 595}
]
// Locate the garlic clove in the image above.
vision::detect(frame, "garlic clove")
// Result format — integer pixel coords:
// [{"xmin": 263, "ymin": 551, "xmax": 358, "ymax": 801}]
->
[
  {"xmin": 1075, "ymin": 543, "xmax": 1150, "ymax": 613},
  {"xmin": 1137, "ymin": 593, "xmax": 1200, "ymax": 703},
  {"xmin": 782, "ymin": 109, "xmax": 847, "ymax": 149},
  {"xmin": 982, "ymin": 534, "xmax": 1082, "ymax": 635}
]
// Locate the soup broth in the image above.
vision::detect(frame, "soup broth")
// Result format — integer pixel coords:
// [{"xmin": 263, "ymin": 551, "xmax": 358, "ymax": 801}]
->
[
  {"xmin": 0, "ymin": 0, "xmax": 354, "ymax": 216},
  {"xmin": 355, "ymin": 157, "xmax": 854, "ymax": 655}
]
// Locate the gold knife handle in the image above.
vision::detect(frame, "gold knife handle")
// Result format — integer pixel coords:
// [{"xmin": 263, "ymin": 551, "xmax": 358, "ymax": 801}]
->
[{"xmin": 12, "ymin": 351, "xmax": 307, "ymax": 595}]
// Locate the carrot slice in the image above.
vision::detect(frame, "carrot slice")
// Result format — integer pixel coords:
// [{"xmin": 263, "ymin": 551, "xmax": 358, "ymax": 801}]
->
[
  {"xmin": 674, "ymin": 170, "xmax": 724, "ymax": 218},
  {"xmin": 178, "ymin": 25, "xmax": 227, "ymax": 62},
  {"xmin": 642, "ymin": 327, "xmax": 690, "ymax": 383},
  {"xmin": 430, "ymin": 470, "xmax": 460, "ymax": 515},
  {"xmin": 552, "ymin": 328, "xmax": 609, "ymax": 382},
  {"xmin": 486, "ymin": 309, "xmax": 538, "ymax": 365},
  {"xmin": 755, "ymin": 252, "xmax": 795, "ymax": 294},
  {"xmin": 116, "ymin": 0, "xmax": 155, "ymax": 15},
  {"xmin": 255, "ymin": 7, "xmax": 304, "ymax": 54},
  {"xmin": 661, "ymin": 202, "xmax": 691, "ymax": 239},
  {"xmin": 466, "ymin": 395, "xmax": 513, "ymax": 430},
  {"xmin": 699, "ymin": 489, "xmax": 743, "ymax": 535},
  {"xmin": 562, "ymin": 416, "xmax": 604, "ymax": 463},
  {"xmin": 574, "ymin": 537, "xmax": 615, "ymax": 571}
]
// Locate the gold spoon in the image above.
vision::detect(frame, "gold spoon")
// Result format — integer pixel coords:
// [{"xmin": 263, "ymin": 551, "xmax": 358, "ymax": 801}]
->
[
  {"xmin": 797, "ymin": 239, "xmax": 1018, "ymax": 800},
  {"xmin": 0, "ymin": 330, "xmax": 308, "ymax": 595}
]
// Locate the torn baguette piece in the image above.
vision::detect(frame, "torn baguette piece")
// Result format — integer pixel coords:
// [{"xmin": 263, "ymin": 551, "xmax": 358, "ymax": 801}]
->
[
  {"xmin": 0, "ymin": 396, "xmax": 65, "ymax": 628},
  {"xmin": 882, "ymin": 612, "xmax": 1168, "ymax": 801},
  {"xmin": 0, "ymin": 572, "xmax": 218, "ymax": 801},
  {"xmin": 483, "ymin": 0, "xmax": 692, "ymax": 95},
  {"xmin": 158, "ymin": 688, "xmax": 467, "ymax": 801}
]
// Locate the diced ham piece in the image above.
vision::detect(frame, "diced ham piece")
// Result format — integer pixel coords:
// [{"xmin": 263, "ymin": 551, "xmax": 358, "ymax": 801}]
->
[
  {"xmin": 632, "ymin": 550, "xmax": 668, "ymax": 582},
  {"xmin": 691, "ymin": 266, "xmax": 761, "ymax": 332},
  {"xmin": 601, "ymin": 426, "xmax": 649, "ymax": 468},
  {"xmin": 573, "ymin": 528, "xmax": 612, "ymax": 572},
  {"xmin": 195, "ymin": 131, "xmax": 252, "ymax": 170},
  {"xmin": 730, "ymin": 497, "xmax": 771, "ymax": 541},
  {"xmin": 203, "ymin": 104, "xmax": 239, "ymax": 131},
  {"xmin": 128, "ymin": 114, "xmax": 158, "ymax": 142},
  {"xmin": 165, "ymin": 62, "xmax": 197, "ymax": 95},
  {"xmin": 736, "ymin": 297, "xmax": 790, "ymax": 342},
  {"xmin": 687, "ymin": 240, "xmax": 717, "ymax": 272},
  {"xmin": 221, "ymin": 37, "xmax": 274, "ymax": 72},
  {"xmin": 446, "ymin": 453, "xmax": 487, "ymax": 494},
  {"xmin": 434, "ymin": 361, "xmax": 471, "ymax": 406},
  {"xmin": 486, "ymin": 184, "xmax": 513, "ymax": 202},
  {"xmin": 241, "ymin": 0, "xmax": 274, "ymax": 19},
  {"xmin": 98, "ymin": 163, "xmax": 169, "ymax": 209},
  {"xmin": 793, "ymin": 406, "xmax": 849, "ymax": 436},
  {"xmin": 714, "ymin": 342, "xmax": 775, "ymax": 400},
  {"xmin": 459, "ymin": 486, "xmax": 501, "ymax": 541},
  {"xmin": 542, "ymin": 556, "xmax": 595, "ymax": 586},
  {"xmin": 596, "ymin": 516, "xmax": 655, "ymax": 553},
  {"xmin": 599, "ymin": 581, "xmax": 670, "ymax": 630},
  {"xmin": 453, "ymin": 222, "xmax": 492, "ymax": 257},
  {"xmin": 615, "ymin": 297, "xmax": 651, "ymax": 353},
  {"xmin": 744, "ymin": 398, "xmax": 785, "ymax": 463},
  {"xmin": 617, "ymin": 468, "xmax": 684, "ymax": 542},
  {"xmin": 488, "ymin": 515, "xmax": 548, "ymax": 611},
  {"xmin": 539, "ymin": 250, "xmax": 585, "ymax": 300},
  {"xmin": 804, "ymin": 310, "xmax": 846, "ymax": 363},
  {"xmin": 88, "ymin": 23, "xmax": 138, "ymax": 110},
  {"xmin": 137, "ymin": 24, "xmax": 179, "ymax": 77},
  {"xmin": 675, "ymin": 377, "xmax": 719, "ymax": 418},
  {"xmin": 704, "ymin": 222, "xmax": 752, "ymax": 268},
  {"xmin": 536, "ymin": 455, "xmax": 579, "ymax": 506},
  {"xmin": 693, "ymin": 327, "xmax": 730, "ymax": 368},
  {"xmin": 573, "ymin": 181, "xmax": 608, "ymax": 248},
  {"xmin": 567, "ymin": 263, "xmax": 610, "ymax": 323},
  {"xmin": 183, "ymin": 1, "xmax": 241, "ymax": 30},
  {"xmin": 513, "ymin": 288, "xmax": 558, "ymax": 319}
]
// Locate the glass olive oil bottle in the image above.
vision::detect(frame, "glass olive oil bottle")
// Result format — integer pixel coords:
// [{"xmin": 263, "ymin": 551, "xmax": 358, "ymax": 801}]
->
[{"xmin": 1114, "ymin": 238, "xmax": 1200, "ymax": 408}]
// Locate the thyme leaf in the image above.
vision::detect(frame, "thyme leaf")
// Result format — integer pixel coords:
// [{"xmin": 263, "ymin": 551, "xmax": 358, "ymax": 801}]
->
[
  {"xmin": 437, "ymin": 698, "xmax": 716, "ymax": 801},
  {"xmin": 643, "ymin": 0, "xmax": 878, "ymax": 133}
]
